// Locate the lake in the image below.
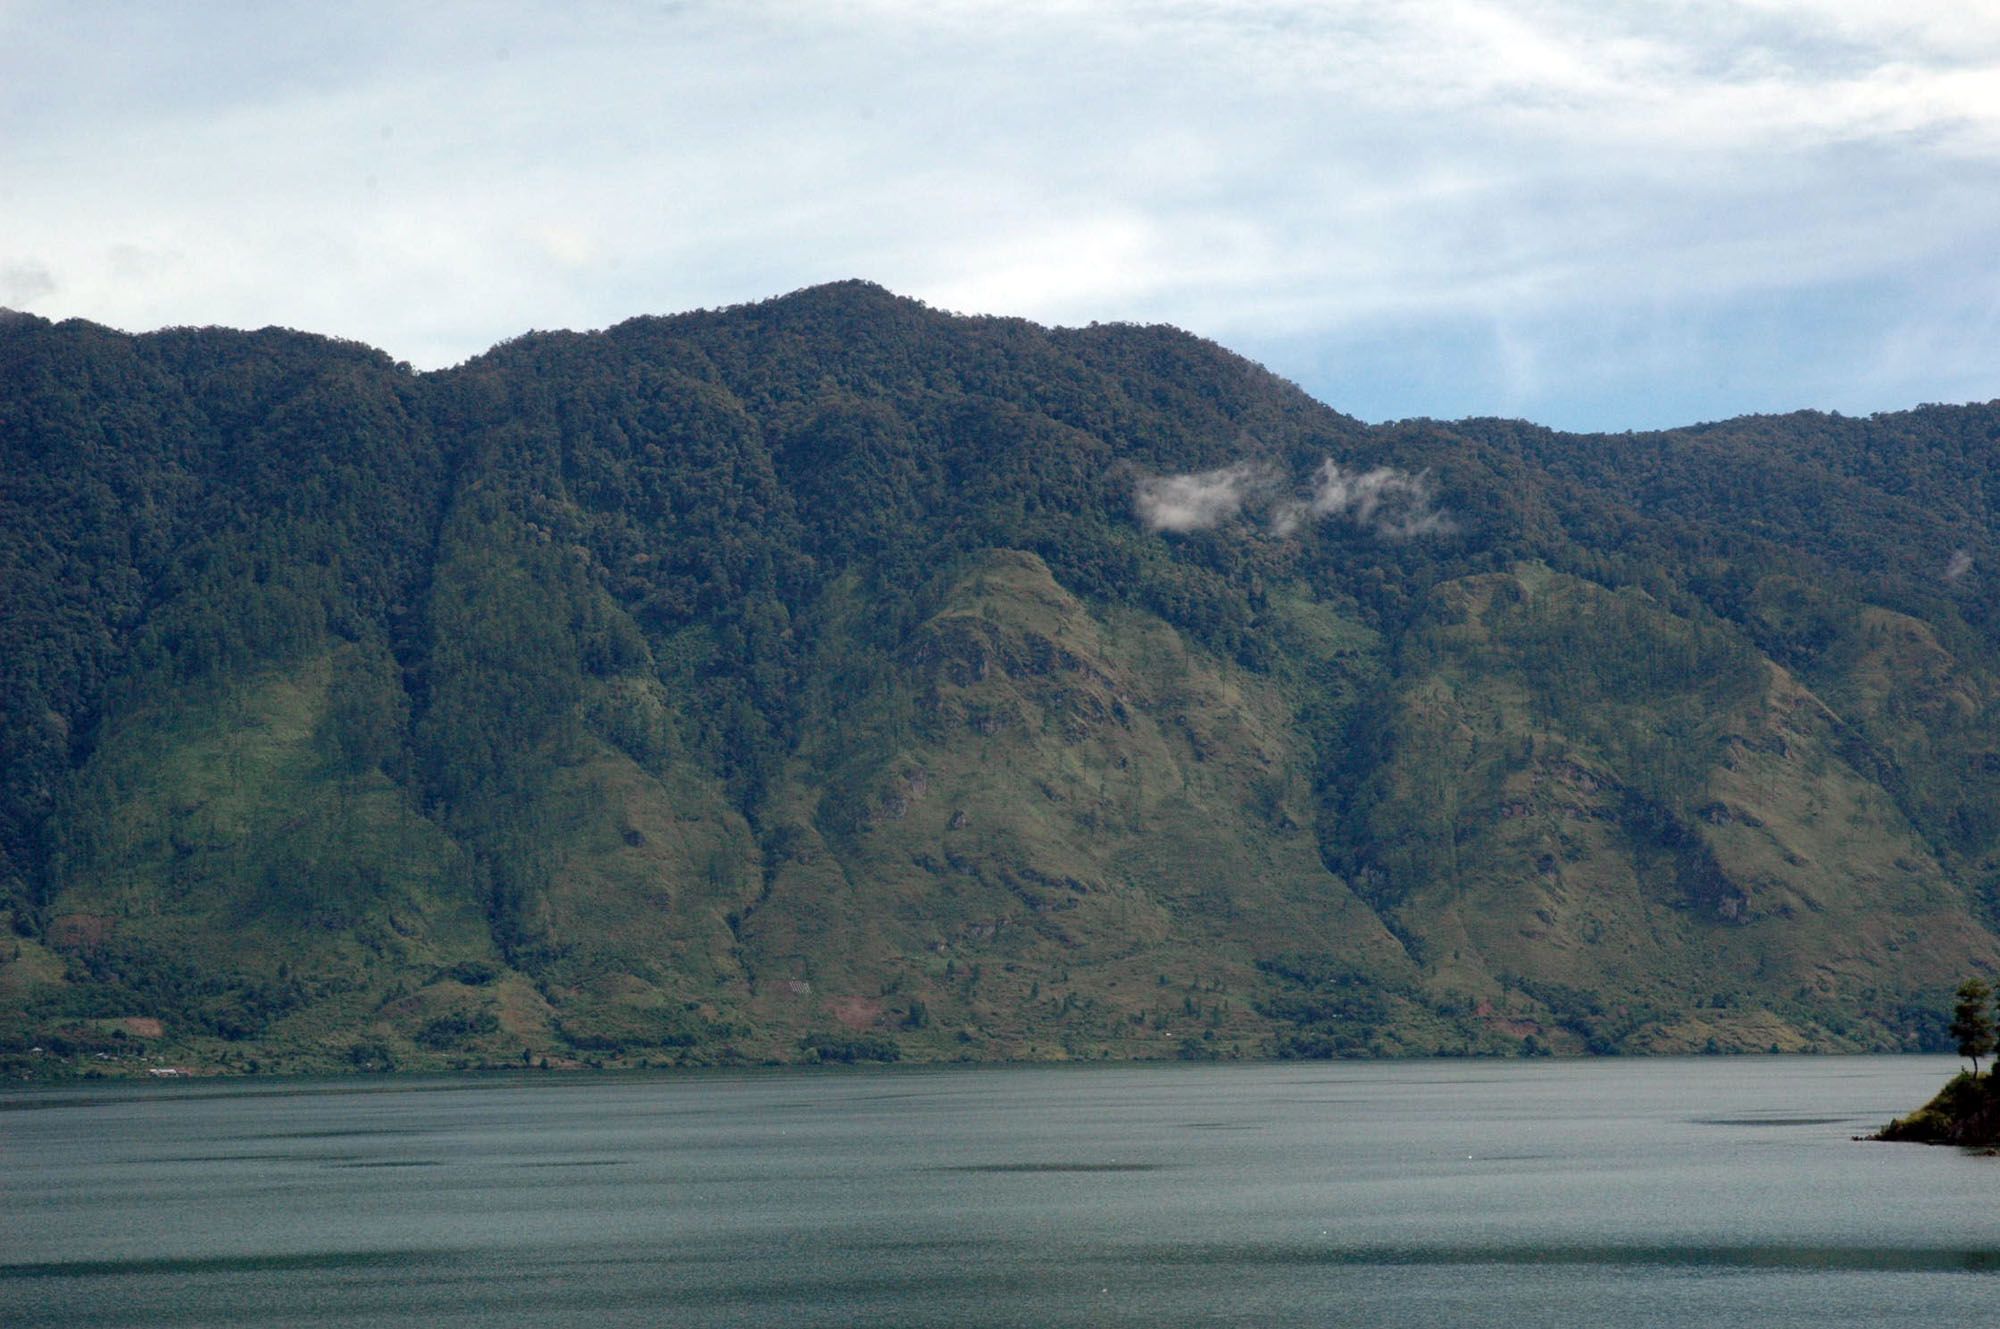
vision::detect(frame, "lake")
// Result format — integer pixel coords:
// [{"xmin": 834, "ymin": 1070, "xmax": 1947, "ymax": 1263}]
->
[{"xmin": 2, "ymin": 1056, "xmax": 1992, "ymax": 1327}]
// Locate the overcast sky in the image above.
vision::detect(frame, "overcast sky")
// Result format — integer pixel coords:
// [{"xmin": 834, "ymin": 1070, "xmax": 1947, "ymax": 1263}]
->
[{"xmin": 4, "ymin": 1, "xmax": 1998, "ymax": 430}]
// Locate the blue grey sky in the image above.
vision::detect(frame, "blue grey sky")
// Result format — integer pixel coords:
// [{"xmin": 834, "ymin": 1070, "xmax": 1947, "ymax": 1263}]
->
[{"xmin": 3, "ymin": 1, "xmax": 1997, "ymax": 431}]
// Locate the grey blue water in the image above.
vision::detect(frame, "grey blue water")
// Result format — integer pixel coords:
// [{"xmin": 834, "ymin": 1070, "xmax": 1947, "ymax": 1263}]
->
[{"xmin": 3, "ymin": 1056, "xmax": 1993, "ymax": 1326}]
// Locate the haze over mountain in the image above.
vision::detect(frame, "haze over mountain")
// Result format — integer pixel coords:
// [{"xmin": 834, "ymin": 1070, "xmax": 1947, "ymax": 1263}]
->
[{"xmin": 5, "ymin": 281, "xmax": 1999, "ymax": 1074}]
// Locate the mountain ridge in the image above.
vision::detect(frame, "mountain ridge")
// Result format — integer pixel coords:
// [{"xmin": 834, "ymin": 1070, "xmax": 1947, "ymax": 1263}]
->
[{"xmin": 4, "ymin": 282, "xmax": 1996, "ymax": 1075}]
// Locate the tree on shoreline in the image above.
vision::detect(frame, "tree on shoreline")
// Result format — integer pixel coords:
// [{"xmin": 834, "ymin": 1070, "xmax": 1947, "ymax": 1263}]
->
[{"xmin": 1949, "ymin": 979, "xmax": 1994, "ymax": 1077}]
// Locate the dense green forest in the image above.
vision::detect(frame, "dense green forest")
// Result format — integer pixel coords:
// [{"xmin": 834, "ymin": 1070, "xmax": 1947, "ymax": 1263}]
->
[{"xmin": 3, "ymin": 282, "xmax": 1997, "ymax": 1075}]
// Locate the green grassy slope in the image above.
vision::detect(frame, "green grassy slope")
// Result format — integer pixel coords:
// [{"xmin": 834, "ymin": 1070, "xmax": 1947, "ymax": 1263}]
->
[{"xmin": 1348, "ymin": 567, "xmax": 1991, "ymax": 1052}]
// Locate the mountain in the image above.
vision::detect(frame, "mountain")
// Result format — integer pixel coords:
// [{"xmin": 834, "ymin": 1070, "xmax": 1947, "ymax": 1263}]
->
[{"xmin": 4, "ymin": 280, "xmax": 1998, "ymax": 1075}]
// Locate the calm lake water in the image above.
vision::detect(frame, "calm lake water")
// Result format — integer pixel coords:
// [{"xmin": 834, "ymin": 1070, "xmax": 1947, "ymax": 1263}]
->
[{"xmin": 2, "ymin": 1056, "xmax": 1992, "ymax": 1327}]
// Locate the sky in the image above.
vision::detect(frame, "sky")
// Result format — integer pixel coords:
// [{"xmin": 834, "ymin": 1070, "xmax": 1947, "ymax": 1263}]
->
[{"xmin": 3, "ymin": 0, "xmax": 1999, "ymax": 432}]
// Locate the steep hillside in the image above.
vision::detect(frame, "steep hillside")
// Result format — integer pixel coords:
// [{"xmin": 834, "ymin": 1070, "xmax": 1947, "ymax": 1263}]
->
[{"xmin": 3, "ymin": 282, "xmax": 1996, "ymax": 1075}]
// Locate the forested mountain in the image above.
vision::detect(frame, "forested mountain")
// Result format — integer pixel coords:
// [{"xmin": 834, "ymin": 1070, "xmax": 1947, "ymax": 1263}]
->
[{"xmin": 5, "ymin": 282, "xmax": 1999, "ymax": 1075}]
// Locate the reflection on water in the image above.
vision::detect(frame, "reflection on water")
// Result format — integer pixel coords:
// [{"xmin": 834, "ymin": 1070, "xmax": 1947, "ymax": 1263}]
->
[
  {"xmin": 930, "ymin": 1162, "xmax": 1169, "ymax": 1173},
  {"xmin": 2, "ymin": 1057, "xmax": 1994, "ymax": 1327},
  {"xmin": 1692, "ymin": 1116, "xmax": 1856, "ymax": 1127}
]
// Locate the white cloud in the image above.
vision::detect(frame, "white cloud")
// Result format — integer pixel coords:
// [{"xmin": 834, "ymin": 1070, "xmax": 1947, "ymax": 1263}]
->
[
  {"xmin": 2, "ymin": 1, "xmax": 1997, "ymax": 424},
  {"xmin": 1137, "ymin": 457, "xmax": 1450, "ymax": 538},
  {"xmin": 0, "ymin": 259, "xmax": 56, "ymax": 306},
  {"xmin": 1293, "ymin": 460, "xmax": 1453, "ymax": 539},
  {"xmin": 1134, "ymin": 462, "xmax": 1275, "ymax": 533}
]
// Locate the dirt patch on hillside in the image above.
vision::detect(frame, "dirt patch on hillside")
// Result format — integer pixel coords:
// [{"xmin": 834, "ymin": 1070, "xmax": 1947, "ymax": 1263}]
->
[
  {"xmin": 826, "ymin": 995, "xmax": 884, "ymax": 1030},
  {"xmin": 49, "ymin": 913, "xmax": 115, "ymax": 951}
]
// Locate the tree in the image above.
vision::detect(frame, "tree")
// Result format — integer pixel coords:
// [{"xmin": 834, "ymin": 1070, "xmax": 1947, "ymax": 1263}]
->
[{"xmin": 1950, "ymin": 979, "xmax": 1994, "ymax": 1076}]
